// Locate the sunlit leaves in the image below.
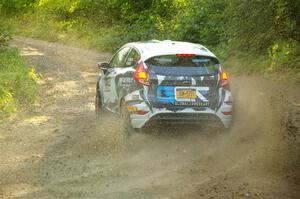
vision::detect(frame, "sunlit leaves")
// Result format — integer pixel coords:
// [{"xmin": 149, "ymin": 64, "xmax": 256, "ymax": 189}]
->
[
  {"xmin": 0, "ymin": 0, "xmax": 36, "ymax": 13},
  {"xmin": 0, "ymin": 48, "xmax": 38, "ymax": 117}
]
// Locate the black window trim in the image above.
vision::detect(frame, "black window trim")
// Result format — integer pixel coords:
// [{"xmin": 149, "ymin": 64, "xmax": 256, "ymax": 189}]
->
[
  {"xmin": 124, "ymin": 47, "xmax": 141, "ymax": 68},
  {"xmin": 108, "ymin": 46, "xmax": 131, "ymax": 68}
]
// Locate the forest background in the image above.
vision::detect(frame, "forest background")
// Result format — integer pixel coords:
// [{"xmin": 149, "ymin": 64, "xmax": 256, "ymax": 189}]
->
[{"xmin": 0, "ymin": 0, "xmax": 299, "ymax": 115}]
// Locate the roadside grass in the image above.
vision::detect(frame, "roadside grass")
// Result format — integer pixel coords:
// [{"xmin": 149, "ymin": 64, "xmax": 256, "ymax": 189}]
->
[{"xmin": 0, "ymin": 48, "xmax": 38, "ymax": 118}]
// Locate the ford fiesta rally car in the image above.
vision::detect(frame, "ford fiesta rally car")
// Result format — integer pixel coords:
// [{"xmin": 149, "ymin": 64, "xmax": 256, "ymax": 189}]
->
[{"xmin": 95, "ymin": 40, "xmax": 233, "ymax": 134}]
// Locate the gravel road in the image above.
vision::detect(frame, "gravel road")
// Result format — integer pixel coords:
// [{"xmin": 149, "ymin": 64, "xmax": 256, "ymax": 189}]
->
[{"xmin": 0, "ymin": 37, "xmax": 299, "ymax": 199}]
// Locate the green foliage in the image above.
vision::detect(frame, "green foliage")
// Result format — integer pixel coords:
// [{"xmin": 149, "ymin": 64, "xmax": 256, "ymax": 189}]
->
[
  {"xmin": 0, "ymin": 0, "xmax": 36, "ymax": 13},
  {"xmin": 268, "ymin": 39, "xmax": 300, "ymax": 72},
  {"xmin": 224, "ymin": 0, "xmax": 300, "ymax": 54},
  {"xmin": 0, "ymin": 26, "xmax": 11, "ymax": 47},
  {"xmin": 0, "ymin": 47, "xmax": 38, "ymax": 117},
  {"xmin": 0, "ymin": 0, "xmax": 299, "ymax": 77},
  {"xmin": 170, "ymin": 0, "xmax": 226, "ymax": 47}
]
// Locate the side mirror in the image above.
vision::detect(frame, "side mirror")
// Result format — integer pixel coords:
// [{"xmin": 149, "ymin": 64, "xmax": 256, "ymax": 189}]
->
[{"xmin": 98, "ymin": 62, "xmax": 109, "ymax": 72}]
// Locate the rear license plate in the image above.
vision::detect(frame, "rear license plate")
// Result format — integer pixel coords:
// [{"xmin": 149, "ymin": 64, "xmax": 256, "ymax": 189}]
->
[{"xmin": 176, "ymin": 89, "xmax": 197, "ymax": 99}]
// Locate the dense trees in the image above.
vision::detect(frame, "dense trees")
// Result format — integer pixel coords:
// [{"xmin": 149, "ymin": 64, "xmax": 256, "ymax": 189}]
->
[{"xmin": 0, "ymin": 0, "xmax": 299, "ymax": 72}]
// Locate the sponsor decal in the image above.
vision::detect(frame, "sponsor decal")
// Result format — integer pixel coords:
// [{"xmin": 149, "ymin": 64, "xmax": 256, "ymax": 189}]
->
[
  {"xmin": 119, "ymin": 77, "xmax": 133, "ymax": 84},
  {"xmin": 174, "ymin": 101, "xmax": 210, "ymax": 106}
]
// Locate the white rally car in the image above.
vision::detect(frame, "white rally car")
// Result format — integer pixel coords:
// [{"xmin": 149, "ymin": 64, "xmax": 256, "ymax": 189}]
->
[{"xmin": 96, "ymin": 40, "xmax": 233, "ymax": 135}]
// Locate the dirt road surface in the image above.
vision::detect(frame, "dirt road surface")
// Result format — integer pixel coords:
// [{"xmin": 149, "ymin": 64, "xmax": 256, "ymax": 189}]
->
[{"xmin": 0, "ymin": 37, "xmax": 299, "ymax": 199}]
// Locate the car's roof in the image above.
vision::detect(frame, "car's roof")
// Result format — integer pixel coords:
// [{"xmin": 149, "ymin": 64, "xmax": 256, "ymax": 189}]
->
[{"xmin": 123, "ymin": 40, "xmax": 218, "ymax": 61}]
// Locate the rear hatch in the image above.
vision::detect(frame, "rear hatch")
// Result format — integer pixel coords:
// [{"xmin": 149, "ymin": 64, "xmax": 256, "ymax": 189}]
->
[{"xmin": 145, "ymin": 54, "xmax": 220, "ymax": 111}]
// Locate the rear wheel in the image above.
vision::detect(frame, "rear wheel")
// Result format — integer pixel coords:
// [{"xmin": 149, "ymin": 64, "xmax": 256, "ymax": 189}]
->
[
  {"xmin": 120, "ymin": 100, "xmax": 136, "ymax": 137},
  {"xmin": 215, "ymin": 123, "xmax": 231, "ymax": 134},
  {"xmin": 95, "ymin": 84, "xmax": 103, "ymax": 118}
]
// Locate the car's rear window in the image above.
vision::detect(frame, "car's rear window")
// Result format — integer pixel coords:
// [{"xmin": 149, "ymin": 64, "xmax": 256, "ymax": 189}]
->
[{"xmin": 145, "ymin": 55, "xmax": 219, "ymax": 75}]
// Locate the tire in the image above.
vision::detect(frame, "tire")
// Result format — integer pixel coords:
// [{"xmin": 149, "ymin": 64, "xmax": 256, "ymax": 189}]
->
[
  {"xmin": 95, "ymin": 84, "xmax": 103, "ymax": 118},
  {"xmin": 215, "ymin": 123, "xmax": 231, "ymax": 134},
  {"xmin": 120, "ymin": 100, "xmax": 135, "ymax": 137}
]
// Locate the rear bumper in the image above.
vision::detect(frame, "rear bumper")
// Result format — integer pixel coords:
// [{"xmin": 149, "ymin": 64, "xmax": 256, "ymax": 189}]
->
[
  {"xmin": 149, "ymin": 112, "xmax": 222, "ymax": 123},
  {"xmin": 127, "ymin": 88, "xmax": 233, "ymax": 129},
  {"xmin": 130, "ymin": 108, "xmax": 232, "ymax": 129}
]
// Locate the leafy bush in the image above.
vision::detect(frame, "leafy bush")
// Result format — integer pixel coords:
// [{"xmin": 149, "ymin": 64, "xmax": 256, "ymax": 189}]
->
[
  {"xmin": 268, "ymin": 39, "xmax": 300, "ymax": 72},
  {"xmin": 0, "ymin": 26, "xmax": 11, "ymax": 48},
  {"xmin": 0, "ymin": 0, "xmax": 36, "ymax": 13},
  {"xmin": 0, "ymin": 47, "xmax": 38, "ymax": 117}
]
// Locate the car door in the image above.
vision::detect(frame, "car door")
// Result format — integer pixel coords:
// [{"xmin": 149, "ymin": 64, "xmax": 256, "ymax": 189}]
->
[
  {"xmin": 115, "ymin": 48, "xmax": 141, "ymax": 98},
  {"xmin": 101, "ymin": 46, "xmax": 131, "ymax": 112}
]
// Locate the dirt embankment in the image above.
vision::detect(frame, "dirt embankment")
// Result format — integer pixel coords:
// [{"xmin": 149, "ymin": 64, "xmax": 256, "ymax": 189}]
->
[{"xmin": 0, "ymin": 37, "xmax": 299, "ymax": 199}]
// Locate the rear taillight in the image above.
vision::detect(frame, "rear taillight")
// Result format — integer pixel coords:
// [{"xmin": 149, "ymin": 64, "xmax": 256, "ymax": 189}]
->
[
  {"xmin": 221, "ymin": 71, "xmax": 229, "ymax": 81},
  {"xmin": 134, "ymin": 63, "xmax": 150, "ymax": 86},
  {"xmin": 220, "ymin": 71, "xmax": 230, "ymax": 88},
  {"xmin": 135, "ymin": 110, "xmax": 149, "ymax": 115},
  {"xmin": 222, "ymin": 111, "xmax": 232, "ymax": 116},
  {"xmin": 176, "ymin": 54, "xmax": 195, "ymax": 57}
]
